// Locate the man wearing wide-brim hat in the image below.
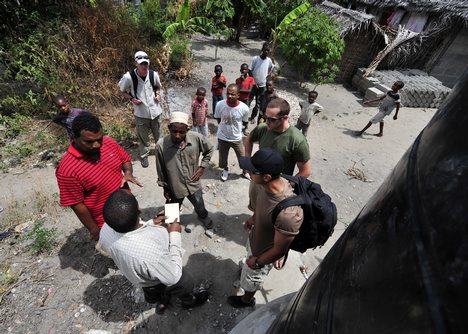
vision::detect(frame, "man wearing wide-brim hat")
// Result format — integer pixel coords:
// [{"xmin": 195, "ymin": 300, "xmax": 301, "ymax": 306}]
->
[{"xmin": 155, "ymin": 112, "xmax": 214, "ymax": 229}]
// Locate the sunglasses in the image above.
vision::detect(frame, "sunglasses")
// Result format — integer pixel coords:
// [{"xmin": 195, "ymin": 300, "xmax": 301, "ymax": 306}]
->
[
  {"xmin": 135, "ymin": 55, "xmax": 149, "ymax": 60},
  {"xmin": 265, "ymin": 115, "xmax": 284, "ymax": 122}
]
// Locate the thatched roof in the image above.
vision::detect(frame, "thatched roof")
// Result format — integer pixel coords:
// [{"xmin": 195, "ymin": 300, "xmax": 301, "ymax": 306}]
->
[
  {"xmin": 355, "ymin": 0, "xmax": 468, "ymax": 21},
  {"xmin": 316, "ymin": 1, "xmax": 378, "ymax": 35}
]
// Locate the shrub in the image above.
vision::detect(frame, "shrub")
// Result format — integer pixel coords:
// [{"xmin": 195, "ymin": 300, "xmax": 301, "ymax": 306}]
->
[
  {"xmin": 23, "ymin": 219, "xmax": 57, "ymax": 255},
  {"xmin": 279, "ymin": 8, "xmax": 344, "ymax": 84},
  {"xmin": 169, "ymin": 38, "xmax": 192, "ymax": 69}
]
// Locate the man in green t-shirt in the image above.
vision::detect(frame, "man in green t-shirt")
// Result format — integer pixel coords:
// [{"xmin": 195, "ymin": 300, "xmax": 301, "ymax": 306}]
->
[{"xmin": 244, "ymin": 97, "xmax": 311, "ymax": 211}]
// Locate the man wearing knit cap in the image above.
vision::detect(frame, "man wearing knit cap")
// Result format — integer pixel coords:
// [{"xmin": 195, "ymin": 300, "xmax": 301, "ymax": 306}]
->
[
  {"xmin": 118, "ymin": 51, "xmax": 163, "ymax": 168},
  {"xmin": 228, "ymin": 148, "xmax": 303, "ymax": 308},
  {"xmin": 155, "ymin": 112, "xmax": 214, "ymax": 229}
]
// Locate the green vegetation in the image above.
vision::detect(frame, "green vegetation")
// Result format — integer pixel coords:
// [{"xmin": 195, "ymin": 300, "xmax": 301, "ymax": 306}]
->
[
  {"xmin": 0, "ymin": 0, "xmax": 164, "ymax": 167},
  {"xmin": 169, "ymin": 38, "xmax": 193, "ymax": 69},
  {"xmin": 163, "ymin": 0, "xmax": 212, "ymax": 39},
  {"xmin": 0, "ymin": 264, "xmax": 21, "ymax": 294},
  {"xmin": 258, "ymin": 0, "xmax": 306, "ymax": 37},
  {"xmin": 0, "ymin": 0, "xmax": 345, "ymax": 169},
  {"xmin": 278, "ymin": 7, "xmax": 344, "ymax": 84},
  {"xmin": 22, "ymin": 219, "xmax": 58, "ymax": 255}
]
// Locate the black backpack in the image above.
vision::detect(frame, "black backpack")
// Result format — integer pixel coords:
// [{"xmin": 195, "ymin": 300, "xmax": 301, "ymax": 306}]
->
[
  {"xmin": 272, "ymin": 174, "xmax": 337, "ymax": 253},
  {"xmin": 129, "ymin": 69, "xmax": 159, "ymax": 99}
]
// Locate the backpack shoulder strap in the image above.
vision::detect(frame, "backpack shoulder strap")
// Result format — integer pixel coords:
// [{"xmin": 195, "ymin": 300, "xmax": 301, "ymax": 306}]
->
[
  {"xmin": 271, "ymin": 174, "xmax": 305, "ymax": 225},
  {"xmin": 129, "ymin": 69, "xmax": 138, "ymax": 99},
  {"xmin": 149, "ymin": 69, "xmax": 155, "ymax": 89}
]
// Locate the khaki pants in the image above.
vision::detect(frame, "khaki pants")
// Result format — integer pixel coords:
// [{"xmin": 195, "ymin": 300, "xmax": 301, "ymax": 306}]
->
[
  {"xmin": 135, "ymin": 115, "xmax": 161, "ymax": 158},
  {"xmin": 218, "ymin": 139, "xmax": 244, "ymax": 170}
]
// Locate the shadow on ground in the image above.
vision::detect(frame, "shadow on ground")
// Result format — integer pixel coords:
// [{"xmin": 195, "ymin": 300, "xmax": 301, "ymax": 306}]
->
[
  {"xmin": 129, "ymin": 252, "xmax": 247, "ymax": 333},
  {"xmin": 58, "ymin": 228, "xmax": 117, "ymax": 278},
  {"xmin": 83, "ymin": 274, "xmax": 151, "ymax": 322}
]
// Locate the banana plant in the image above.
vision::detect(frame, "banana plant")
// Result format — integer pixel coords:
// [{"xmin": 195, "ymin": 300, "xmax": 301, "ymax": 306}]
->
[
  {"xmin": 271, "ymin": 2, "xmax": 311, "ymax": 60},
  {"xmin": 163, "ymin": 0, "xmax": 213, "ymax": 39}
]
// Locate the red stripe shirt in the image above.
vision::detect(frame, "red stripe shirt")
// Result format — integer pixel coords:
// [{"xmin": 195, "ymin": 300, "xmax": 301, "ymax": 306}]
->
[
  {"xmin": 56, "ymin": 136, "xmax": 131, "ymax": 228},
  {"xmin": 191, "ymin": 97, "xmax": 208, "ymax": 126}
]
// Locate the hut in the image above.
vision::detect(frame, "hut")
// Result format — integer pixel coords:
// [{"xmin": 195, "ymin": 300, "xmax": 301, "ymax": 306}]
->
[
  {"xmin": 341, "ymin": 0, "xmax": 468, "ymax": 88},
  {"xmin": 316, "ymin": 1, "xmax": 386, "ymax": 83}
]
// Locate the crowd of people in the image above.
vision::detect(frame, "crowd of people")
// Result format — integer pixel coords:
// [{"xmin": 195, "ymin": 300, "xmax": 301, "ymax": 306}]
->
[{"xmin": 53, "ymin": 43, "xmax": 404, "ymax": 315}]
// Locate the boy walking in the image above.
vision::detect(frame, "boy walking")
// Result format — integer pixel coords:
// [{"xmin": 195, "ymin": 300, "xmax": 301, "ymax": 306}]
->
[
  {"xmin": 100, "ymin": 189, "xmax": 209, "ymax": 314},
  {"xmin": 295, "ymin": 90, "xmax": 324, "ymax": 137},
  {"xmin": 356, "ymin": 81, "xmax": 405, "ymax": 137},
  {"xmin": 227, "ymin": 148, "xmax": 303, "ymax": 308},
  {"xmin": 211, "ymin": 64, "xmax": 227, "ymax": 115},
  {"xmin": 191, "ymin": 87, "xmax": 209, "ymax": 137},
  {"xmin": 214, "ymin": 84, "xmax": 249, "ymax": 182}
]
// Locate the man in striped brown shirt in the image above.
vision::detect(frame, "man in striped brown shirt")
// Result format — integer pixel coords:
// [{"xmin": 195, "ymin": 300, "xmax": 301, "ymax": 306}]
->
[{"xmin": 56, "ymin": 113, "xmax": 142, "ymax": 241}]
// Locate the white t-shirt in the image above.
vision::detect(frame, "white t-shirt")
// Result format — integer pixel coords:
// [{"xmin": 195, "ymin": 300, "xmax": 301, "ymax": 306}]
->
[
  {"xmin": 251, "ymin": 56, "xmax": 273, "ymax": 87},
  {"xmin": 214, "ymin": 100, "xmax": 249, "ymax": 142}
]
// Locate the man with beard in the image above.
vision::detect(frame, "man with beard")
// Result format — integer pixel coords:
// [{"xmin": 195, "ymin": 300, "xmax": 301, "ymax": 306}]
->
[
  {"xmin": 56, "ymin": 113, "xmax": 142, "ymax": 241},
  {"xmin": 155, "ymin": 112, "xmax": 214, "ymax": 229}
]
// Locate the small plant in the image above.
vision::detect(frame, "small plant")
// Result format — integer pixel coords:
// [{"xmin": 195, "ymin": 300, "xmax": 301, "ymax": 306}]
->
[
  {"xmin": 23, "ymin": 219, "xmax": 57, "ymax": 255},
  {"xmin": 169, "ymin": 38, "xmax": 192, "ymax": 69},
  {"xmin": 105, "ymin": 122, "xmax": 135, "ymax": 142},
  {"xmin": 0, "ymin": 264, "xmax": 20, "ymax": 293},
  {"xmin": 0, "ymin": 114, "xmax": 31, "ymax": 138}
]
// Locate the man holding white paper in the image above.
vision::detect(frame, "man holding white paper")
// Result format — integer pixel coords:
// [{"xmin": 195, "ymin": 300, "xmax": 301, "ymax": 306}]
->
[{"xmin": 155, "ymin": 112, "xmax": 214, "ymax": 229}]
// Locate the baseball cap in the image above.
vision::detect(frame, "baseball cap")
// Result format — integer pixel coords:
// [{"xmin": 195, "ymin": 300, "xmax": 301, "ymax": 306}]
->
[
  {"xmin": 240, "ymin": 148, "xmax": 284, "ymax": 175},
  {"xmin": 134, "ymin": 51, "xmax": 150, "ymax": 64},
  {"xmin": 170, "ymin": 112, "xmax": 189, "ymax": 126}
]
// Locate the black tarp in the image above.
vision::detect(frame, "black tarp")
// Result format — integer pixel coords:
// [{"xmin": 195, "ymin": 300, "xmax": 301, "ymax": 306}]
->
[{"xmin": 267, "ymin": 70, "xmax": 468, "ymax": 334}]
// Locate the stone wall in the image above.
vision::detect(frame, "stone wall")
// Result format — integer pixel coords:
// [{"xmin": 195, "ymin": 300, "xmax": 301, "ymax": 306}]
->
[{"xmin": 352, "ymin": 68, "xmax": 451, "ymax": 108}]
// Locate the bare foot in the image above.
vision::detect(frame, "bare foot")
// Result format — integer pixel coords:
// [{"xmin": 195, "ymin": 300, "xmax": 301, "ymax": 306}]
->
[
  {"xmin": 374, "ymin": 133, "xmax": 383, "ymax": 137},
  {"xmin": 354, "ymin": 131, "xmax": 363, "ymax": 137},
  {"xmin": 274, "ymin": 257, "xmax": 286, "ymax": 270}
]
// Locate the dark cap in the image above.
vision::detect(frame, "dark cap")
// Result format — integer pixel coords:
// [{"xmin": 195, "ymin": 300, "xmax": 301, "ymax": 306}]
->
[{"xmin": 240, "ymin": 148, "xmax": 284, "ymax": 175}]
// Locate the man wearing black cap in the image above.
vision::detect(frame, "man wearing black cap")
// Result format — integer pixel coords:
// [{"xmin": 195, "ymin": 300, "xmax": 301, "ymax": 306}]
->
[{"xmin": 227, "ymin": 148, "xmax": 303, "ymax": 308}]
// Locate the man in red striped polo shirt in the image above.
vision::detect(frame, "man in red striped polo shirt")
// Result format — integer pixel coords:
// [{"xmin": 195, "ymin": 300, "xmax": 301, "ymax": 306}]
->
[{"xmin": 56, "ymin": 113, "xmax": 142, "ymax": 241}]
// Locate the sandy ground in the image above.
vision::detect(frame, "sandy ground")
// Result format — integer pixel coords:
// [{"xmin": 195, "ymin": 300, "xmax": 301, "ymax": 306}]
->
[{"xmin": 0, "ymin": 34, "xmax": 437, "ymax": 333}]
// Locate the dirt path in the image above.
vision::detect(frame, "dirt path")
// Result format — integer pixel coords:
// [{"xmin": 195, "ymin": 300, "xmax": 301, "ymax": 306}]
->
[{"xmin": 0, "ymin": 34, "xmax": 437, "ymax": 334}]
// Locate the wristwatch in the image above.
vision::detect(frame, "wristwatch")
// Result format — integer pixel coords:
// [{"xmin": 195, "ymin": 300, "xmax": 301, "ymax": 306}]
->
[{"xmin": 254, "ymin": 258, "xmax": 264, "ymax": 269}]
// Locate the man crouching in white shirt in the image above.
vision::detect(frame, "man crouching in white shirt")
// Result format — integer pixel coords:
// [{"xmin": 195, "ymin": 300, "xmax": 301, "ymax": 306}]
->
[{"xmin": 99, "ymin": 189, "xmax": 209, "ymax": 314}]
